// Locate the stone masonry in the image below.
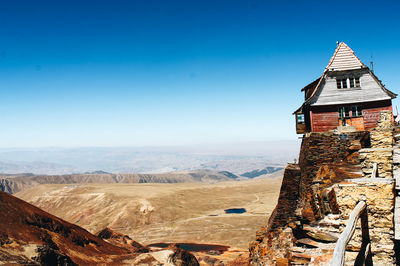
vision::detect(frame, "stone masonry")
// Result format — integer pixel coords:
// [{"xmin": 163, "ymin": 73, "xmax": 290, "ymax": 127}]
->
[
  {"xmin": 359, "ymin": 111, "xmax": 394, "ymax": 178},
  {"xmin": 249, "ymin": 111, "xmax": 397, "ymax": 265},
  {"xmin": 249, "ymin": 131, "xmax": 368, "ymax": 265},
  {"xmin": 335, "ymin": 179, "xmax": 395, "ymax": 264}
]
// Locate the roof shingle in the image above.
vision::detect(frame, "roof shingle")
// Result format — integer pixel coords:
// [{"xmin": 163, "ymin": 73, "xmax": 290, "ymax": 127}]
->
[{"xmin": 326, "ymin": 42, "xmax": 366, "ymax": 71}]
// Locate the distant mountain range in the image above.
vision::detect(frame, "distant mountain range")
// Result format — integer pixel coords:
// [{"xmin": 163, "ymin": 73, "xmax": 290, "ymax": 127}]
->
[
  {"xmin": 0, "ymin": 170, "xmax": 242, "ymax": 194},
  {"xmin": 0, "ymin": 144, "xmax": 292, "ymax": 194},
  {"xmin": 0, "ymin": 166, "xmax": 285, "ymax": 194},
  {"xmin": 0, "ymin": 142, "xmax": 299, "ymax": 175},
  {"xmin": 241, "ymin": 167, "xmax": 284, "ymax": 178}
]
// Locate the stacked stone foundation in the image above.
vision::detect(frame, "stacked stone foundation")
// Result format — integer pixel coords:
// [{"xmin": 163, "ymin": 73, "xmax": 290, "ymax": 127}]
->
[{"xmin": 249, "ymin": 111, "xmax": 396, "ymax": 265}]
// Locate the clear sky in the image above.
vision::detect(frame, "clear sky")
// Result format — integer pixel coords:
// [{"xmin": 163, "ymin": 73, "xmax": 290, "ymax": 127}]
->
[{"xmin": 0, "ymin": 0, "xmax": 399, "ymax": 147}]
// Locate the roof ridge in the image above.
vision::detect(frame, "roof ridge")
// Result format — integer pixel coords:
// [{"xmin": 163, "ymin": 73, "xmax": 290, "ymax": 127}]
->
[
  {"xmin": 302, "ymin": 43, "xmax": 366, "ymax": 103},
  {"xmin": 325, "ymin": 42, "xmax": 366, "ymax": 71}
]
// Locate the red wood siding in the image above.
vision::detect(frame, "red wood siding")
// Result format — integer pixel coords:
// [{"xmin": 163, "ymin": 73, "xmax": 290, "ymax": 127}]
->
[
  {"xmin": 309, "ymin": 100, "xmax": 393, "ymax": 133},
  {"xmin": 311, "ymin": 111, "xmax": 339, "ymax": 132},
  {"xmin": 363, "ymin": 106, "xmax": 392, "ymax": 130}
]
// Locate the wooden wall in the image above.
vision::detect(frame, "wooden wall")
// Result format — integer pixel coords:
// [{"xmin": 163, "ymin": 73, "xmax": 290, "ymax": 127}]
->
[
  {"xmin": 309, "ymin": 100, "xmax": 392, "ymax": 132},
  {"xmin": 363, "ymin": 105, "xmax": 392, "ymax": 130},
  {"xmin": 311, "ymin": 110, "xmax": 338, "ymax": 132},
  {"xmin": 312, "ymin": 70, "xmax": 391, "ymax": 106}
]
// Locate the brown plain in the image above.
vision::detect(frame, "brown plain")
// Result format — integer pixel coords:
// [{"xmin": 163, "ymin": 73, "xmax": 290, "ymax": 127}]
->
[{"xmin": 16, "ymin": 172, "xmax": 283, "ymax": 250}]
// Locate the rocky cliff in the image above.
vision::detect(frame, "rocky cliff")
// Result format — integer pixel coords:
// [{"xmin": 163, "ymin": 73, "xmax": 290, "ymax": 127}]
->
[{"xmin": 249, "ymin": 111, "xmax": 396, "ymax": 265}]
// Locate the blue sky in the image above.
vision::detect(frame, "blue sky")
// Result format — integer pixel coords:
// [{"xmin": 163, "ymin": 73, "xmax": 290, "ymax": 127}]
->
[{"xmin": 0, "ymin": 0, "xmax": 399, "ymax": 147}]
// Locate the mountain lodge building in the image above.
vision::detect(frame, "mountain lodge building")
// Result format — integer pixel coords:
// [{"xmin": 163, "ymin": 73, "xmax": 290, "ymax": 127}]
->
[{"xmin": 294, "ymin": 42, "xmax": 397, "ymax": 134}]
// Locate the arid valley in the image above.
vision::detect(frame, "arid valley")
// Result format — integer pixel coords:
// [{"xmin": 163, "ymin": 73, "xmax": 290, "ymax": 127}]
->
[{"xmin": 12, "ymin": 172, "xmax": 282, "ymax": 264}]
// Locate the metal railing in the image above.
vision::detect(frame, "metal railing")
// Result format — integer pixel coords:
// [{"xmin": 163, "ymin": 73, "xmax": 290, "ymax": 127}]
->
[{"xmin": 331, "ymin": 200, "xmax": 372, "ymax": 265}]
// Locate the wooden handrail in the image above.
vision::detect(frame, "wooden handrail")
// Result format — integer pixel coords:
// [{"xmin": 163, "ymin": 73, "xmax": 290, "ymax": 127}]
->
[
  {"xmin": 371, "ymin": 163, "xmax": 378, "ymax": 178},
  {"xmin": 331, "ymin": 200, "xmax": 372, "ymax": 265}
]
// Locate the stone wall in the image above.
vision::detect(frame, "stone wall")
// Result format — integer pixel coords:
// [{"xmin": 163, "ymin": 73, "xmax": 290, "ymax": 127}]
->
[
  {"xmin": 249, "ymin": 164, "xmax": 300, "ymax": 264},
  {"xmin": 249, "ymin": 131, "xmax": 369, "ymax": 265},
  {"xmin": 297, "ymin": 131, "xmax": 368, "ymax": 224},
  {"xmin": 249, "ymin": 111, "xmax": 396, "ymax": 265},
  {"xmin": 359, "ymin": 111, "xmax": 394, "ymax": 178},
  {"xmin": 335, "ymin": 111, "xmax": 396, "ymax": 264},
  {"xmin": 335, "ymin": 178, "xmax": 395, "ymax": 264}
]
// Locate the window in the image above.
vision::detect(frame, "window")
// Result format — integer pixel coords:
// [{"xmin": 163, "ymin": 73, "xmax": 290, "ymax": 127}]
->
[
  {"xmin": 297, "ymin": 114, "xmax": 305, "ymax": 124},
  {"xmin": 353, "ymin": 106, "xmax": 363, "ymax": 116},
  {"xmin": 349, "ymin": 77, "xmax": 361, "ymax": 88},
  {"xmin": 339, "ymin": 107, "xmax": 350, "ymax": 119},
  {"xmin": 344, "ymin": 107, "xmax": 350, "ymax": 117},
  {"xmin": 336, "ymin": 78, "xmax": 347, "ymax": 89},
  {"xmin": 351, "ymin": 106, "xmax": 357, "ymax": 117},
  {"xmin": 337, "ymin": 77, "xmax": 361, "ymax": 89},
  {"xmin": 336, "ymin": 79, "xmax": 341, "ymax": 88},
  {"xmin": 355, "ymin": 77, "xmax": 360, "ymax": 87},
  {"xmin": 340, "ymin": 106, "xmax": 363, "ymax": 119}
]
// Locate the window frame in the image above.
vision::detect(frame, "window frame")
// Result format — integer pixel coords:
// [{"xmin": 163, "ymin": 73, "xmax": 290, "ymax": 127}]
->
[
  {"xmin": 296, "ymin": 113, "xmax": 305, "ymax": 124},
  {"xmin": 336, "ymin": 76, "xmax": 361, "ymax": 89},
  {"xmin": 339, "ymin": 105, "xmax": 363, "ymax": 119}
]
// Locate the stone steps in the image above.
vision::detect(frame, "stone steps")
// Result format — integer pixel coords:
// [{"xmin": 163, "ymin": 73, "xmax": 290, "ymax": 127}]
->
[
  {"xmin": 289, "ymin": 220, "xmax": 339, "ymax": 264},
  {"xmin": 290, "ymin": 243, "xmax": 333, "ymax": 265},
  {"xmin": 296, "ymin": 238, "xmax": 336, "ymax": 250},
  {"xmin": 302, "ymin": 224, "xmax": 340, "ymax": 242}
]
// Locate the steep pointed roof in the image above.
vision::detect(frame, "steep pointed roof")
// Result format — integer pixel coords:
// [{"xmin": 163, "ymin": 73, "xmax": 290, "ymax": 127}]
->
[
  {"xmin": 325, "ymin": 42, "xmax": 366, "ymax": 71},
  {"xmin": 293, "ymin": 42, "xmax": 397, "ymax": 112}
]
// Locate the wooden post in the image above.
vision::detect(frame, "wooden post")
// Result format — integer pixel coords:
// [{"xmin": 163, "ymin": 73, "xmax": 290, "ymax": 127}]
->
[
  {"xmin": 331, "ymin": 201, "xmax": 369, "ymax": 266},
  {"xmin": 371, "ymin": 162, "xmax": 378, "ymax": 178}
]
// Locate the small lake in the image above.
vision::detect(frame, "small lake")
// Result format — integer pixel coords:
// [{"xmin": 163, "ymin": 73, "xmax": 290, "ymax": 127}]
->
[
  {"xmin": 147, "ymin": 243, "xmax": 230, "ymax": 252},
  {"xmin": 224, "ymin": 208, "xmax": 246, "ymax": 214}
]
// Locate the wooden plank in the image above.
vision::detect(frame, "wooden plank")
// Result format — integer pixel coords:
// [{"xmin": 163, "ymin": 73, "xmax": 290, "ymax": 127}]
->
[
  {"xmin": 364, "ymin": 243, "xmax": 373, "ymax": 266},
  {"xmin": 331, "ymin": 201, "xmax": 367, "ymax": 266},
  {"xmin": 312, "ymin": 111, "xmax": 339, "ymax": 132},
  {"xmin": 312, "ymin": 72, "xmax": 391, "ymax": 106},
  {"xmin": 371, "ymin": 163, "xmax": 378, "ymax": 178}
]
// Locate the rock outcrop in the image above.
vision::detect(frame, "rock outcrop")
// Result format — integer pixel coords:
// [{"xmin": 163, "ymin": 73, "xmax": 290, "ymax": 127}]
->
[
  {"xmin": 97, "ymin": 227, "xmax": 150, "ymax": 253},
  {"xmin": 0, "ymin": 178, "xmax": 16, "ymax": 194},
  {"xmin": 249, "ymin": 111, "xmax": 397, "ymax": 265},
  {"xmin": 249, "ymin": 131, "xmax": 368, "ymax": 264}
]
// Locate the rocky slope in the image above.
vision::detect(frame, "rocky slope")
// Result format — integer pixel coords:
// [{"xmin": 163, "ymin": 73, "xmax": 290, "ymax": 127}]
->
[
  {"xmin": 0, "ymin": 190, "xmax": 200, "ymax": 265},
  {"xmin": 0, "ymin": 190, "xmax": 141, "ymax": 264},
  {"xmin": 0, "ymin": 169, "xmax": 239, "ymax": 194}
]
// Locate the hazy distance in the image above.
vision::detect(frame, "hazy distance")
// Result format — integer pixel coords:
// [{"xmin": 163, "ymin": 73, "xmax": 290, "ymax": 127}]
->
[{"xmin": 0, "ymin": 140, "xmax": 300, "ymax": 175}]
